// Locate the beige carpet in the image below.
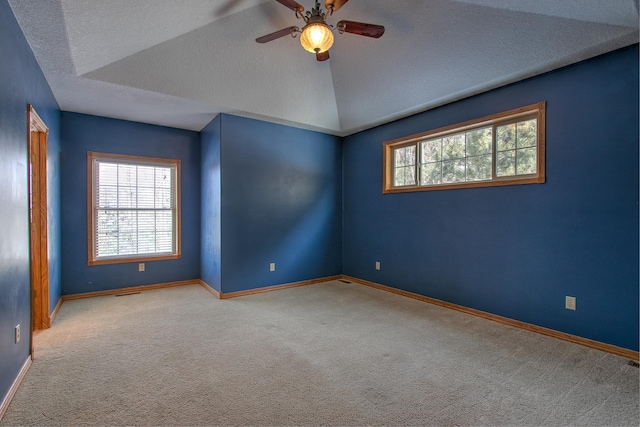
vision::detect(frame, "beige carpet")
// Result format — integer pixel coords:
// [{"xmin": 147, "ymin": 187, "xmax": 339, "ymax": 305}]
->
[{"xmin": 1, "ymin": 281, "xmax": 638, "ymax": 426}]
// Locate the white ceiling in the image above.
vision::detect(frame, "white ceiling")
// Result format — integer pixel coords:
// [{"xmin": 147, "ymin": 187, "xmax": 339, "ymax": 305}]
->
[{"xmin": 9, "ymin": 0, "xmax": 639, "ymax": 136}]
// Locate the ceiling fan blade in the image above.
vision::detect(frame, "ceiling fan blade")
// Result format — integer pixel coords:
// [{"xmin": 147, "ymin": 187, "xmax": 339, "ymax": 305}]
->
[
  {"xmin": 275, "ymin": 0, "xmax": 305, "ymax": 13},
  {"xmin": 316, "ymin": 51, "xmax": 330, "ymax": 61},
  {"xmin": 325, "ymin": 0, "xmax": 349, "ymax": 13},
  {"xmin": 337, "ymin": 20, "xmax": 385, "ymax": 38},
  {"xmin": 256, "ymin": 26, "xmax": 298, "ymax": 43}
]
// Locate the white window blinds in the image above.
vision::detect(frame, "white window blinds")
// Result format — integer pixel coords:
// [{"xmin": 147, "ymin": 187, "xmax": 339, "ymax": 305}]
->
[{"xmin": 89, "ymin": 153, "xmax": 180, "ymax": 264}]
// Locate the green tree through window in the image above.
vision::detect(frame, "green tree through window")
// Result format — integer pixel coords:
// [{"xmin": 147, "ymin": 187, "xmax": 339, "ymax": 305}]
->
[{"xmin": 384, "ymin": 103, "xmax": 545, "ymax": 193}]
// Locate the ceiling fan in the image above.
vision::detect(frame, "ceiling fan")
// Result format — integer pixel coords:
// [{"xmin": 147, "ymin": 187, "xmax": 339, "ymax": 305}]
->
[{"xmin": 256, "ymin": 0, "xmax": 385, "ymax": 61}]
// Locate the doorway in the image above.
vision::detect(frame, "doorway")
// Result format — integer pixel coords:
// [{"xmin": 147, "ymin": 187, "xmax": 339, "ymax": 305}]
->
[{"xmin": 28, "ymin": 105, "xmax": 50, "ymax": 338}]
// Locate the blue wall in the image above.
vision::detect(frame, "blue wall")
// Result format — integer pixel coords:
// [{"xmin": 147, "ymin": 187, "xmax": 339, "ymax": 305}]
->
[
  {"xmin": 343, "ymin": 45, "xmax": 639, "ymax": 351},
  {"xmin": 200, "ymin": 115, "xmax": 222, "ymax": 293},
  {"xmin": 0, "ymin": 0, "xmax": 61, "ymax": 407},
  {"xmin": 2, "ymin": 0, "xmax": 637, "ymax": 411},
  {"xmin": 218, "ymin": 114, "xmax": 342, "ymax": 293},
  {"xmin": 60, "ymin": 112, "xmax": 201, "ymax": 294}
]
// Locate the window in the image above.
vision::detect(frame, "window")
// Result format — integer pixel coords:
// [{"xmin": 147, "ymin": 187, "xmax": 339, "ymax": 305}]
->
[
  {"xmin": 384, "ymin": 102, "xmax": 545, "ymax": 193},
  {"xmin": 87, "ymin": 152, "xmax": 181, "ymax": 266}
]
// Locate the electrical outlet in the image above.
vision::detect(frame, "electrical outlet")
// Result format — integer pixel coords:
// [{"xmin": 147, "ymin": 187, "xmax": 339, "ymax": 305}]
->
[
  {"xmin": 565, "ymin": 296, "xmax": 576, "ymax": 311},
  {"xmin": 138, "ymin": 263, "xmax": 145, "ymax": 272},
  {"xmin": 375, "ymin": 261, "xmax": 380, "ymax": 270},
  {"xmin": 270, "ymin": 263, "xmax": 276, "ymax": 272},
  {"xmin": 15, "ymin": 324, "xmax": 20, "ymax": 343}
]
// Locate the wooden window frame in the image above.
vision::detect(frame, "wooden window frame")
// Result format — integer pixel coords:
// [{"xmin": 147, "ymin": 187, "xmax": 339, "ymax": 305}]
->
[
  {"xmin": 87, "ymin": 151, "xmax": 182, "ymax": 266},
  {"xmin": 383, "ymin": 102, "xmax": 546, "ymax": 193}
]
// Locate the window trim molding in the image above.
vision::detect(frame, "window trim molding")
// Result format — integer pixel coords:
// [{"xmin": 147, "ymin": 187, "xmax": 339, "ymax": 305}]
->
[
  {"xmin": 383, "ymin": 102, "xmax": 546, "ymax": 193},
  {"xmin": 87, "ymin": 151, "xmax": 182, "ymax": 266}
]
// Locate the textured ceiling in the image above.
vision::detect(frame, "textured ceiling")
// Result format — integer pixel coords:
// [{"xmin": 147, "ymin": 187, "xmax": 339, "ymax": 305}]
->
[{"xmin": 8, "ymin": 0, "xmax": 639, "ymax": 136}]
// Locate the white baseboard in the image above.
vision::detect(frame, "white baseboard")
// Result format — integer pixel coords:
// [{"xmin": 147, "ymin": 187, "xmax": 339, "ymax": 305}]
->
[{"xmin": 0, "ymin": 355, "xmax": 32, "ymax": 421}]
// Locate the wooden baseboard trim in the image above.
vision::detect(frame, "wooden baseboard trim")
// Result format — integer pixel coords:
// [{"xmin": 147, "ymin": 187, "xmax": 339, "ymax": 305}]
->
[
  {"xmin": 62, "ymin": 280, "xmax": 200, "ymax": 301},
  {"xmin": 197, "ymin": 279, "xmax": 221, "ymax": 299},
  {"xmin": 48, "ymin": 297, "xmax": 63, "ymax": 326},
  {"xmin": 59, "ymin": 276, "xmax": 342, "ymax": 302},
  {"xmin": 0, "ymin": 356, "xmax": 32, "ymax": 421},
  {"xmin": 343, "ymin": 275, "xmax": 639, "ymax": 361},
  {"xmin": 220, "ymin": 276, "xmax": 342, "ymax": 299}
]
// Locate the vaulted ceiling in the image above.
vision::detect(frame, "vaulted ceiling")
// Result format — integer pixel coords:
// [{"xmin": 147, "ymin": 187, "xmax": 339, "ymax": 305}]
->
[{"xmin": 9, "ymin": 0, "xmax": 639, "ymax": 136}]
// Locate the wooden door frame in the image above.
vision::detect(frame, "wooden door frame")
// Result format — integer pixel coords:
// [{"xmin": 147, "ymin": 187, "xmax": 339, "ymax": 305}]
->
[{"xmin": 28, "ymin": 105, "xmax": 50, "ymax": 339}]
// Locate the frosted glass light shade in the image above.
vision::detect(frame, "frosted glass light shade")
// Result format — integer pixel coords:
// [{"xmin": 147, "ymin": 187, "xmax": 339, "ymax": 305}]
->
[{"xmin": 300, "ymin": 23, "xmax": 334, "ymax": 53}]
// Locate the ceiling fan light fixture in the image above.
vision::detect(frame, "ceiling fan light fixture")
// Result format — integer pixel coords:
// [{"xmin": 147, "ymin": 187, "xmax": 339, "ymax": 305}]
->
[{"xmin": 300, "ymin": 22, "xmax": 334, "ymax": 53}]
